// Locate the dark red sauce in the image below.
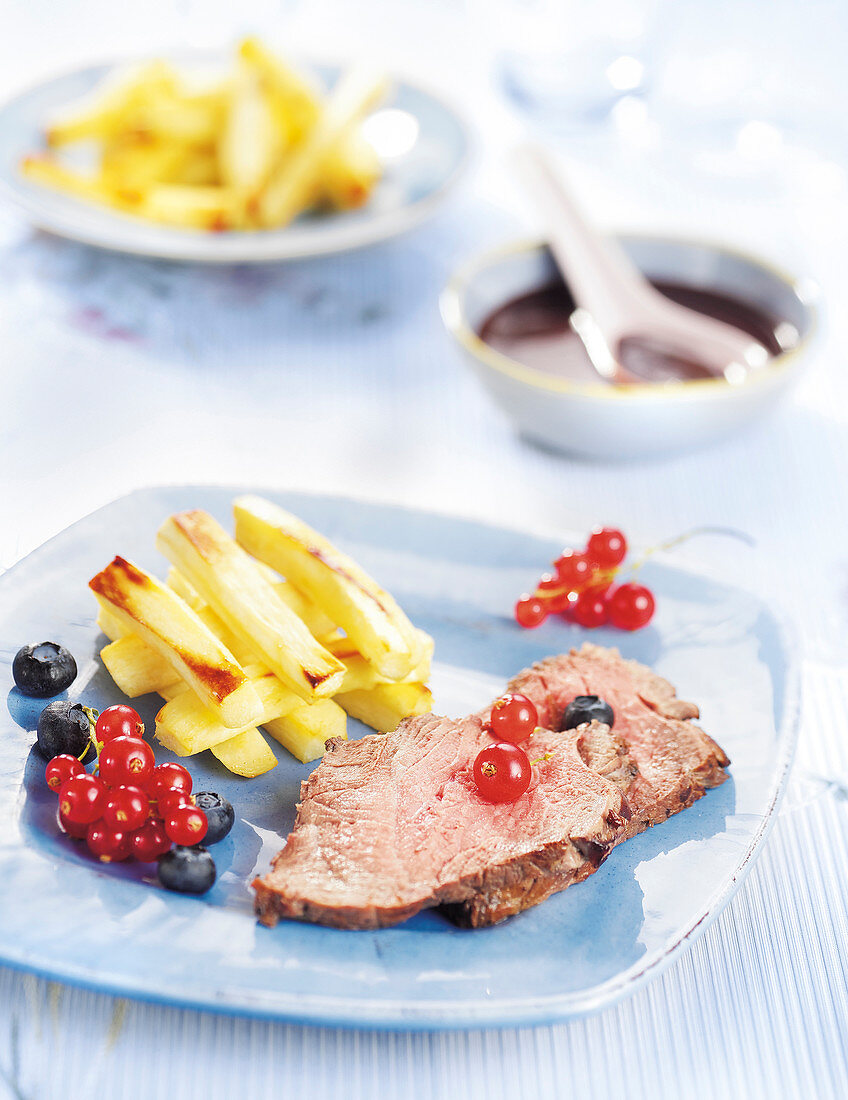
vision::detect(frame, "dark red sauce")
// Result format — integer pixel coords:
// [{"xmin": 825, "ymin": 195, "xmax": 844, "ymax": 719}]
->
[{"xmin": 479, "ymin": 280, "xmax": 784, "ymax": 384}]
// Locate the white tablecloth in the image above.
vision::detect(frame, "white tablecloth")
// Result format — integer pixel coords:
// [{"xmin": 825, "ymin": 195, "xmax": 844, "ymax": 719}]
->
[{"xmin": 1, "ymin": 3, "xmax": 847, "ymax": 1096}]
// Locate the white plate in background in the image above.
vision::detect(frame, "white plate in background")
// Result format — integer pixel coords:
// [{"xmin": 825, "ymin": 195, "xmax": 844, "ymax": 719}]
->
[{"xmin": 0, "ymin": 57, "xmax": 470, "ymax": 263}]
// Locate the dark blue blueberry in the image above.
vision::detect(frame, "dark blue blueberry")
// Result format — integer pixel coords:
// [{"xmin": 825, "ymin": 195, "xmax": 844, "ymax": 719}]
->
[
  {"xmin": 158, "ymin": 846, "xmax": 217, "ymax": 894},
  {"xmin": 13, "ymin": 642, "xmax": 77, "ymax": 698},
  {"xmin": 193, "ymin": 792, "xmax": 234, "ymax": 845},
  {"xmin": 36, "ymin": 701, "xmax": 95, "ymax": 762},
  {"xmin": 562, "ymin": 695, "xmax": 614, "ymax": 730}
]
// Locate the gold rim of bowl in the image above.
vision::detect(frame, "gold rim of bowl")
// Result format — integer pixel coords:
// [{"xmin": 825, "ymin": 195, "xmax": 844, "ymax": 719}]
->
[{"xmin": 440, "ymin": 235, "xmax": 820, "ymax": 402}]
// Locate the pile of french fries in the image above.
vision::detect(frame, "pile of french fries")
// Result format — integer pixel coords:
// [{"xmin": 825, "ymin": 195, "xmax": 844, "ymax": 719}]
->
[
  {"xmin": 89, "ymin": 496, "xmax": 433, "ymax": 778},
  {"xmin": 22, "ymin": 39, "xmax": 388, "ymax": 232}
]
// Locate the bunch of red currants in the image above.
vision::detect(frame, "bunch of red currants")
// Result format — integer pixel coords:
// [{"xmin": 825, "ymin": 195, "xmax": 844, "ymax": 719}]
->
[
  {"xmin": 514, "ymin": 527, "xmax": 655, "ymax": 632},
  {"xmin": 46, "ymin": 704, "xmax": 207, "ymax": 864}
]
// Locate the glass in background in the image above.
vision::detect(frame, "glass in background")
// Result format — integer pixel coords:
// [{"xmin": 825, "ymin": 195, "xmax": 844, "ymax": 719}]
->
[{"xmin": 493, "ymin": 0, "xmax": 659, "ymax": 130}]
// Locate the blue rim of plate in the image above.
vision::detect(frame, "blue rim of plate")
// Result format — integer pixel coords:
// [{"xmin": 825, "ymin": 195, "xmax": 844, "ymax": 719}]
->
[
  {"xmin": 0, "ymin": 55, "xmax": 471, "ymax": 262},
  {"xmin": 0, "ymin": 487, "xmax": 801, "ymax": 1029}
]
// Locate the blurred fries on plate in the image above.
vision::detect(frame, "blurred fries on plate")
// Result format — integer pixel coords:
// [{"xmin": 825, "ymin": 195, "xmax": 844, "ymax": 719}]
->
[
  {"xmin": 21, "ymin": 39, "xmax": 388, "ymax": 233},
  {"xmin": 90, "ymin": 498, "xmax": 434, "ymax": 778}
]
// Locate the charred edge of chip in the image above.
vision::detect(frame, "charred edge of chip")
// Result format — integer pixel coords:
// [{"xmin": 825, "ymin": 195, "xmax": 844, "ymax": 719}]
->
[{"xmin": 179, "ymin": 652, "xmax": 242, "ymax": 704}]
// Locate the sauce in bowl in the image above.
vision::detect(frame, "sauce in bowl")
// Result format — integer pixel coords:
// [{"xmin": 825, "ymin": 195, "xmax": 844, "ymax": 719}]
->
[{"xmin": 479, "ymin": 280, "xmax": 785, "ymax": 384}]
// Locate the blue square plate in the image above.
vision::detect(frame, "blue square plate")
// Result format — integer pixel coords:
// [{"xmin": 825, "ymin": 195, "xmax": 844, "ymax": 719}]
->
[{"xmin": 0, "ymin": 487, "xmax": 798, "ymax": 1029}]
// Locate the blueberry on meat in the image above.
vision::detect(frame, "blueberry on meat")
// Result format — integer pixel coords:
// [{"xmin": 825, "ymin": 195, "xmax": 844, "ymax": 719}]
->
[
  {"xmin": 158, "ymin": 846, "xmax": 217, "ymax": 895},
  {"xmin": 36, "ymin": 701, "xmax": 96, "ymax": 762},
  {"xmin": 193, "ymin": 792, "xmax": 234, "ymax": 845},
  {"xmin": 13, "ymin": 642, "xmax": 77, "ymax": 698},
  {"xmin": 562, "ymin": 695, "xmax": 614, "ymax": 730}
]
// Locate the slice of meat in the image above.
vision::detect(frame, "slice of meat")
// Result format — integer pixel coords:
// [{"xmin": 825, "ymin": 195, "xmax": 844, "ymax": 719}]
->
[
  {"xmin": 506, "ymin": 643, "xmax": 729, "ymax": 836},
  {"xmin": 253, "ymin": 713, "xmax": 634, "ymax": 930}
]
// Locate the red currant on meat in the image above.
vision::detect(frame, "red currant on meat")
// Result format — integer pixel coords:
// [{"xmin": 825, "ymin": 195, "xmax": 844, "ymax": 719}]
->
[
  {"xmin": 95, "ymin": 704, "xmax": 144, "ymax": 743},
  {"xmin": 156, "ymin": 787, "xmax": 192, "ymax": 817},
  {"xmin": 58, "ymin": 809, "xmax": 91, "ymax": 839},
  {"xmin": 148, "ymin": 762, "xmax": 192, "ymax": 800},
  {"xmin": 45, "ymin": 754, "xmax": 84, "ymax": 792},
  {"xmin": 572, "ymin": 589, "xmax": 610, "ymax": 629},
  {"xmin": 473, "ymin": 742, "xmax": 532, "ymax": 803},
  {"xmin": 586, "ymin": 527, "xmax": 627, "ymax": 568},
  {"xmin": 131, "ymin": 821, "xmax": 172, "ymax": 862},
  {"xmin": 608, "ymin": 583, "xmax": 655, "ymax": 630},
  {"xmin": 58, "ymin": 774, "xmax": 107, "ymax": 825},
  {"xmin": 554, "ymin": 552, "xmax": 595, "ymax": 590},
  {"xmin": 86, "ymin": 822, "xmax": 131, "ymax": 862},
  {"xmin": 515, "ymin": 594, "xmax": 547, "ymax": 628},
  {"xmin": 489, "ymin": 693, "xmax": 539, "ymax": 744},
  {"xmin": 103, "ymin": 785, "xmax": 150, "ymax": 831},
  {"xmin": 98, "ymin": 736, "xmax": 155, "ymax": 788},
  {"xmin": 164, "ymin": 805, "xmax": 208, "ymax": 846}
]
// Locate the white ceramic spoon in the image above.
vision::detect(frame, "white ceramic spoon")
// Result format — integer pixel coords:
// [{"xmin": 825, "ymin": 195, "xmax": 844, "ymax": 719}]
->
[{"xmin": 515, "ymin": 144, "xmax": 771, "ymax": 385}]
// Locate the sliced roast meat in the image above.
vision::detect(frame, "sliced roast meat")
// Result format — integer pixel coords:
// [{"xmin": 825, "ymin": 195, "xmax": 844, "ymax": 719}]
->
[
  {"xmin": 506, "ymin": 643, "xmax": 729, "ymax": 836},
  {"xmin": 253, "ymin": 712, "xmax": 634, "ymax": 930},
  {"xmin": 255, "ymin": 646, "xmax": 730, "ymax": 931}
]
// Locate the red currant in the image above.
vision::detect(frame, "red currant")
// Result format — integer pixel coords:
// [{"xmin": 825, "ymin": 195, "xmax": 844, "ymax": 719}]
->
[
  {"xmin": 608, "ymin": 583, "xmax": 655, "ymax": 630},
  {"xmin": 473, "ymin": 742, "xmax": 532, "ymax": 803},
  {"xmin": 553, "ymin": 549, "xmax": 576, "ymax": 581},
  {"xmin": 58, "ymin": 808, "xmax": 91, "ymax": 839},
  {"xmin": 537, "ymin": 572, "xmax": 560, "ymax": 592},
  {"xmin": 586, "ymin": 527, "xmax": 627, "ymax": 568},
  {"xmin": 515, "ymin": 594, "xmax": 547, "ymax": 628},
  {"xmin": 86, "ymin": 822, "xmax": 131, "ymax": 862},
  {"xmin": 98, "ymin": 736, "xmax": 155, "ymax": 788},
  {"xmin": 545, "ymin": 587, "xmax": 575, "ymax": 614},
  {"xmin": 559, "ymin": 589, "xmax": 581, "ymax": 620},
  {"xmin": 572, "ymin": 589, "xmax": 610, "ymax": 629},
  {"xmin": 45, "ymin": 754, "xmax": 84, "ymax": 792},
  {"xmin": 103, "ymin": 785, "xmax": 150, "ymax": 831},
  {"xmin": 164, "ymin": 804, "xmax": 208, "ymax": 846},
  {"xmin": 489, "ymin": 693, "xmax": 539, "ymax": 744},
  {"xmin": 131, "ymin": 820, "xmax": 172, "ymax": 862},
  {"xmin": 156, "ymin": 787, "xmax": 192, "ymax": 817},
  {"xmin": 148, "ymin": 762, "xmax": 192, "ymax": 800},
  {"xmin": 59, "ymin": 774, "xmax": 107, "ymax": 825},
  {"xmin": 553, "ymin": 551, "xmax": 595, "ymax": 591},
  {"xmin": 95, "ymin": 704, "xmax": 144, "ymax": 743}
]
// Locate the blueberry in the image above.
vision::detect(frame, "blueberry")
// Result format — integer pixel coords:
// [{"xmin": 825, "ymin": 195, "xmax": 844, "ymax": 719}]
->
[
  {"xmin": 158, "ymin": 846, "xmax": 217, "ymax": 895},
  {"xmin": 193, "ymin": 792, "xmax": 234, "ymax": 845},
  {"xmin": 36, "ymin": 701, "xmax": 95, "ymax": 762},
  {"xmin": 13, "ymin": 642, "xmax": 77, "ymax": 698},
  {"xmin": 562, "ymin": 695, "xmax": 614, "ymax": 730}
]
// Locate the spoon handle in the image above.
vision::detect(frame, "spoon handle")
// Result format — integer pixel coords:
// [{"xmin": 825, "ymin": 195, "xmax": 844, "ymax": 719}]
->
[{"xmin": 514, "ymin": 143, "xmax": 650, "ymax": 342}]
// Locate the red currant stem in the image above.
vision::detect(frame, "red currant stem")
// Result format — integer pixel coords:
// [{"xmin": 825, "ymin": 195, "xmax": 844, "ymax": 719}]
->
[
  {"xmin": 628, "ymin": 526, "xmax": 756, "ymax": 577},
  {"xmin": 533, "ymin": 567, "xmax": 618, "ymax": 601},
  {"xmin": 528, "ymin": 751, "xmax": 554, "ymax": 766},
  {"xmin": 79, "ymin": 706, "xmax": 101, "ymax": 761},
  {"xmin": 588, "ymin": 567, "xmax": 618, "ymax": 588}
]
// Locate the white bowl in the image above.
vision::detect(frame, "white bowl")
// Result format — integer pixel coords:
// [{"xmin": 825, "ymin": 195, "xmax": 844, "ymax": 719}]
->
[{"xmin": 441, "ymin": 236, "xmax": 819, "ymax": 460}]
